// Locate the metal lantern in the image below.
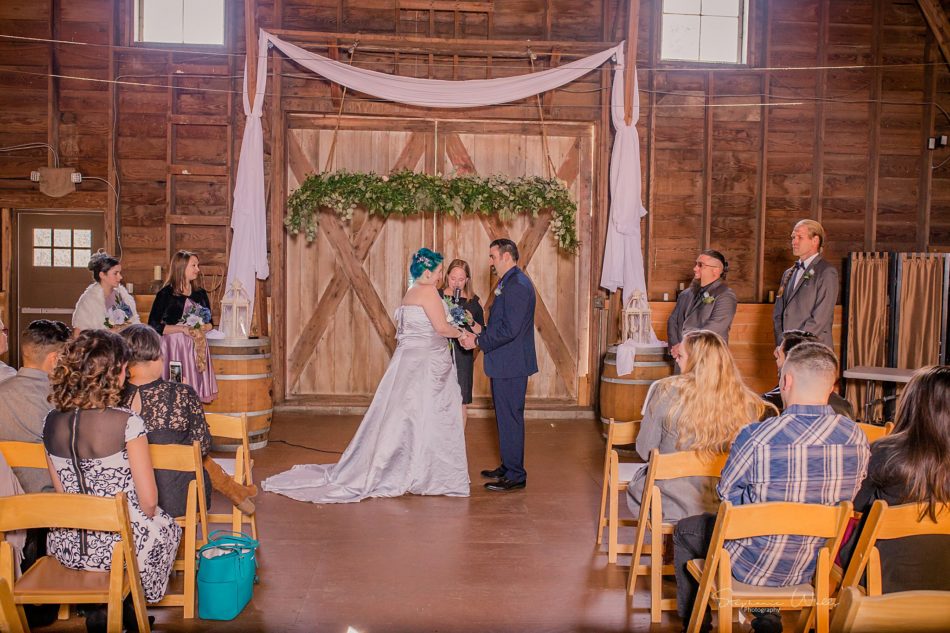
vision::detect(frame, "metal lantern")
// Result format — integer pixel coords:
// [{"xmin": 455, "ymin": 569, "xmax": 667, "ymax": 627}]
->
[
  {"xmin": 621, "ymin": 290, "xmax": 652, "ymax": 344},
  {"xmin": 221, "ymin": 279, "xmax": 251, "ymax": 339}
]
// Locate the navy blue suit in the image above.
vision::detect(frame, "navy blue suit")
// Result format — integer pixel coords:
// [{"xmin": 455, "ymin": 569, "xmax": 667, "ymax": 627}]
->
[{"xmin": 476, "ymin": 266, "xmax": 538, "ymax": 483}]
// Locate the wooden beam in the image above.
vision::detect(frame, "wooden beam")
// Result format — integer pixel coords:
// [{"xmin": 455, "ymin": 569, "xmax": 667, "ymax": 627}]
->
[
  {"xmin": 623, "ymin": 0, "xmax": 640, "ymax": 125},
  {"xmin": 244, "ymin": 0, "xmax": 257, "ymax": 105},
  {"xmin": 916, "ymin": 0, "xmax": 950, "ymax": 69},
  {"xmin": 865, "ymin": 0, "xmax": 883, "ymax": 251},
  {"xmin": 918, "ymin": 36, "xmax": 937, "ymax": 251}
]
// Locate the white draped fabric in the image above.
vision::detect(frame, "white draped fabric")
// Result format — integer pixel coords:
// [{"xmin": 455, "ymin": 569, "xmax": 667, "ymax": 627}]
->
[{"xmin": 228, "ymin": 31, "xmax": 650, "ymax": 320}]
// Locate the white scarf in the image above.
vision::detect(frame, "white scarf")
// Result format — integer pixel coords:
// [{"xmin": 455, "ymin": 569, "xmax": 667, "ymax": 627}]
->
[{"xmin": 72, "ymin": 283, "xmax": 140, "ymax": 332}]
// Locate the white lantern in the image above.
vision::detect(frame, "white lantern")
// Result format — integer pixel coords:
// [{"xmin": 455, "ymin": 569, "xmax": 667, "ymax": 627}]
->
[
  {"xmin": 621, "ymin": 290, "xmax": 652, "ymax": 345},
  {"xmin": 221, "ymin": 280, "xmax": 251, "ymax": 339}
]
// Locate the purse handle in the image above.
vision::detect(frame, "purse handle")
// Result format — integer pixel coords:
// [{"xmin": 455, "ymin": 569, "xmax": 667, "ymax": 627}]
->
[{"xmin": 202, "ymin": 530, "xmax": 259, "ymax": 552}]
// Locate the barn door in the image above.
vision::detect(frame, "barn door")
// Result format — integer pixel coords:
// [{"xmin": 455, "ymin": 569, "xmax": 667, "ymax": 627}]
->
[{"xmin": 283, "ymin": 116, "xmax": 593, "ymax": 406}]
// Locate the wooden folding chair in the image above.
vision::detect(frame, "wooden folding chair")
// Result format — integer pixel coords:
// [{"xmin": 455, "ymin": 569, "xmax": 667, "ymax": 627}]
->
[
  {"xmin": 148, "ymin": 442, "xmax": 208, "ymax": 618},
  {"xmin": 686, "ymin": 500, "xmax": 853, "ymax": 633},
  {"xmin": 0, "ymin": 441, "xmax": 47, "ymax": 469},
  {"xmin": 839, "ymin": 500, "xmax": 950, "ymax": 597},
  {"xmin": 830, "ymin": 586, "xmax": 950, "ymax": 633},
  {"xmin": 0, "ymin": 492, "xmax": 150, "ymax": 633},
  {"xmin": 0, "ymin": 578, "xmax": 26, "ymax": 633},
  {"xmin": 205, "ymin": 413, "xmax": 258, "ymax": 539},
  {"xmin": 627, "ymin": 449, "xmax": 729, "ymax": 622},
  {"xmin": 596, "ymin": 419, "xmax": 640, "ymax": 560},
  {"xmin": 856, "ymin": 422, "xmax": 894, "ymax": 444}
]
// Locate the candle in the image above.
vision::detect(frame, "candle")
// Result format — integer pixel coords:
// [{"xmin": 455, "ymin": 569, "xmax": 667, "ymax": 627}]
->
[
  {"xmin": 768, "ymin": 290, "xmax": 775, "ymax": 303},
  {"xmin": 153, "ymin": 265, "xmax": 162, "ymax": 280},
  {"xmin": 663, "ymin": 292, "xmax": 669, "ymax": 301},
  {"xmin": 126, "ymin": 282, "xmax": 134, "ymax": 294},
  {"xmin": 678, "ymin": 282, "xmax": 685, "ymax": 291}
]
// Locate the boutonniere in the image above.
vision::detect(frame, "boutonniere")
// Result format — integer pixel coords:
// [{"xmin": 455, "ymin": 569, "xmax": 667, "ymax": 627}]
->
[
  {"xmin": 701, "ymin": 291, "xmax": 715, "ymax": 305},
  {"xmin": 494, "ymin": 283, "xmax": 503, "ymax": 297},
  {"xmin": 802, "ymin": 269, "xmax": 815, "ymax": 282}
]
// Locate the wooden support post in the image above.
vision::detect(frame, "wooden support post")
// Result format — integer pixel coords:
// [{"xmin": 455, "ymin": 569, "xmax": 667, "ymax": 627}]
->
[
  {"xmin": 623, "ymin": 0, "xmax": 640, "ymax": 125},
  {"xmin": 244, "ymin": 0, "xmax": 258, "ymax": 104}
]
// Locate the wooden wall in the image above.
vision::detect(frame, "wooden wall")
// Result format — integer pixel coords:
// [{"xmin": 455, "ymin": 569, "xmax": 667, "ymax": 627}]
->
[{"xmin": 0, "ymin": 0, "xmax": 949, "ymax": 402}]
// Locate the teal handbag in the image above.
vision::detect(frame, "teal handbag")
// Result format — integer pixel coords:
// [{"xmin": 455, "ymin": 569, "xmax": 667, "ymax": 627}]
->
[{"xmin": 197, "ymin": 530, "xmax": 259, "ymax": 620}]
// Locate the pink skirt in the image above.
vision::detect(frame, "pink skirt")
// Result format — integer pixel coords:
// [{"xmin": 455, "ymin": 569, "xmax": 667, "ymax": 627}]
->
[{"xmin": 161, "ymin": 332, "xmax": 218, "ymax": 404}]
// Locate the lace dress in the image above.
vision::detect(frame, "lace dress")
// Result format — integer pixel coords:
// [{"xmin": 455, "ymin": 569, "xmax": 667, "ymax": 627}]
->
[
  {"xmin": 43, "ymin": 408, "xmax": 182, "ymax": 603},
  {"xmin": 263, "ymin": 304, "xmax": 470, "ymax": 503},
  {"xmin": 120, "ymin": 379, "xmax": 212, "ymax": 518}
]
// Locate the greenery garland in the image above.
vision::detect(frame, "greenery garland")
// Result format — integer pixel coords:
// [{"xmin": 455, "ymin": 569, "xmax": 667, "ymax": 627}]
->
[{"xmin": 285, "ymin": 170, "xmax": 579, "ymax": 252}]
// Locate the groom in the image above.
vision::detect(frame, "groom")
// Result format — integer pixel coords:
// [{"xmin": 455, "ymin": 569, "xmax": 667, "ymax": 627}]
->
[{"xmin": 460, "ymin": 238, "xmax": 537, "ymax": 491}]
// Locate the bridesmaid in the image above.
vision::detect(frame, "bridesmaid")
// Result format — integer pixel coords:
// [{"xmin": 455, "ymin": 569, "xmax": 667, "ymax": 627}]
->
[
  {"xmin": 72, "ymin": 249, "xmax": 140, "ymax": 334},
  {"xmin": 441, "ymin": 259, "xmax": 485, "ymax": 423},
  {"xmin": 147, "ymin": 250, "xmax": 217, "ymax": 404}
]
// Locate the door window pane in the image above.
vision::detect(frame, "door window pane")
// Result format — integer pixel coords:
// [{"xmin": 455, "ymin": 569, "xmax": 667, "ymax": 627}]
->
[
  {"xmin": 33, "ymin": 248, "xmax": 52, "ymax": 267},
  {"xmin": 33, "ymin": 228, "xmax": 51, "ymax": 247},
  {"xmin": 54, "ymin": 248, "xmax": 72, "ymax": 267},
  {"xmin": 54, "ymin": 229, "xmax": 72, "ymax": 247},
  {"xmin": 73, "ymin": 229, "xmax": 91, "ymax": 248},
  {"xmin": 73, "ymin": 249, "xmax": 92, "ymax": 268}
]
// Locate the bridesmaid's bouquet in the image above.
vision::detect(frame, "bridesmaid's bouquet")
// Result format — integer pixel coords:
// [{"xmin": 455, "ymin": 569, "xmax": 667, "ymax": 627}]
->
[
  {"xmin": 104, "ymin": 298, "xmax": 133, "ymax": 328},
  {"xmin": 180, "ymin": 304, "xmax": 213, "ymax": 330}
]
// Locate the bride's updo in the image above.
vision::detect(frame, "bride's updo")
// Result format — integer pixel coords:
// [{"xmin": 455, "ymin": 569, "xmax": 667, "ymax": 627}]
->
[{"xmin": 408, "ymin": 247, "xmax": 443, "ymax": 282}]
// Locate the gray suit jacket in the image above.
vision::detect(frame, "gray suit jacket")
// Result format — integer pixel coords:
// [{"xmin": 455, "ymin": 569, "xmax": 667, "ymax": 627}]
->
[
  {"xmin": 667, "ymin": 279, "xmax": 738, "ymax": 346},
  {"xmin": 772, "ymin": 255, "xmax": 839, "ymax": 348}
]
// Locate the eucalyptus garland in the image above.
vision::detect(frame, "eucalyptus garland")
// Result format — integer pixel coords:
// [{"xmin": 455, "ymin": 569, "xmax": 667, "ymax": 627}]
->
[{"xmin": 285, "ymin": 170, "xmax": 579, "ymax": 252}]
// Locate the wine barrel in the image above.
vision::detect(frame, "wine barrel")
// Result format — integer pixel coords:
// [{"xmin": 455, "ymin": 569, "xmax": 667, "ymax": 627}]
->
[
  {"xmin": 206, "ymin": 338, "xmax": 272, "ymax": 451},
  {"xmin": 599, "ymin": 344, "xmax": 674, "ymax": 429}
]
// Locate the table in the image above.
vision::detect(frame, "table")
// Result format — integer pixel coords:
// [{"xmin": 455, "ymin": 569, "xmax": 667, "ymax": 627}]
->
[{"xmin": 843, "ymin": 366, "xmax": 917, "ymax": 423}]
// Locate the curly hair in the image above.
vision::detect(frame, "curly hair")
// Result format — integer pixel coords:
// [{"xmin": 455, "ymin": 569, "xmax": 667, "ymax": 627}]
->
[
  {"xmin": 661, "ymin": 330, "xmax": 775, "ymax": 456},
  {"xmin": 408, "ymin": 247, "xmax": 443, "ymax": 281},
  {"xmin": 50, "ymin": 330, "xmax": 131, "ymax": 411}
]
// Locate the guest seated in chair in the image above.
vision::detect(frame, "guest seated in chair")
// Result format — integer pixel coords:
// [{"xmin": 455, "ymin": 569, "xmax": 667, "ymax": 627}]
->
[
  {"xmin": 627, "ymin": 330, "xmax": 775, "ymax": 523},
  {"xmin": 72, "ymin": 250, "xmax": 140, "ymax": 334},
  {"xmin": 119, "ymin": 324, "xmax": 256, "ymax": 516},
  {"xmin": 0, "ymin": 313, "xmax": 14, "ymax": 382},
  {"xmin": 838, "ymin": 365, "xmax": 950, "ymax": 592},
  {"xmin": 0, "ymin": 320, "xmax": 70, "ymax": 492},
  {"xmin": 148, "ymin": 250, "xmax": 217, "ymax": 403},
  {"xmin": 43, "ymin": 330, "xmax": 181, "ymax": 628},
  {"xmin": 673, "ymin": 342, "xmax": 870, "ymax": 633},
  {"xmin": 762, "ymin": 329, "xmax": 853, "ymax": 417}
]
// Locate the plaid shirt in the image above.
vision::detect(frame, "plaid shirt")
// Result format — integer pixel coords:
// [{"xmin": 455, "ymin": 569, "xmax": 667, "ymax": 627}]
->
[{"xmin": 717, "ymin": 404, "xmax": 869, "ymax": 586}]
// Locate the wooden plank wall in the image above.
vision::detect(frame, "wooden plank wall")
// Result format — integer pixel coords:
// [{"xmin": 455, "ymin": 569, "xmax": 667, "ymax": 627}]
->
[{"xmin": 0, "ymin": 0, "xmax": 949, "ymax": 390}]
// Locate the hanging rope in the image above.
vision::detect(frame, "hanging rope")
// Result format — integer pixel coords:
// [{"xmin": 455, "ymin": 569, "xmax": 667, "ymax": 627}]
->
[
  {"xmin": 528, "ymin": 48, "xmax": 559, "ymax": 179},
  {"xmin": 323, "ymin": 41, "xmax": 359, "ymax": 173}
]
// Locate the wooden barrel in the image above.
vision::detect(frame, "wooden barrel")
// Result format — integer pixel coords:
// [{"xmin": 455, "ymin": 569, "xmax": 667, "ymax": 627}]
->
[
  {"xmin": 206, "ymin": 338, "xmax": 273, "ymax": 451},
  {"xmin": 599, "ymin": 344, "xmax": 674, "ymax": 429}
]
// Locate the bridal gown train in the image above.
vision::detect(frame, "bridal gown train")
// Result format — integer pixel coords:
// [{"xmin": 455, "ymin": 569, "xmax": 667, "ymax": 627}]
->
[{"xmin": 262, "ymin": 304, "xmax": 470, "ymax": 503}]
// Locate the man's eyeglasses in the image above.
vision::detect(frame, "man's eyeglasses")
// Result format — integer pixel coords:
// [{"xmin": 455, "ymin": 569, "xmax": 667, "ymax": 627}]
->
[{"xmin": 694, "ymin": 261, "xmax": 722, "ymax": 269}]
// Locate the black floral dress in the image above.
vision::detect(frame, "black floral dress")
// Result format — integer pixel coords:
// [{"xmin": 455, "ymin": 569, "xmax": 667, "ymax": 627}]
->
[
  {"xmin": 120, "ymin": 379, "xmax": 212, "ymax": 518},
  {"xmin": 43, "ymin": 408, "xmax": 181, "ymax": 603}
]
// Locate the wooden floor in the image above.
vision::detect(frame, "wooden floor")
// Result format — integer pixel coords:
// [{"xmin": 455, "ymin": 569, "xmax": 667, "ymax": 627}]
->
[{"xmin": 42, "ymin": 412, "xmax": 685, "ymax": 633}]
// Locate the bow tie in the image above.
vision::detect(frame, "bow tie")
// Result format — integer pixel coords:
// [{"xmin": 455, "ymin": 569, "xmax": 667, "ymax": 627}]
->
[{"xmin": 794, "ymin": 261, "xmax": 805, "ymax": 270}]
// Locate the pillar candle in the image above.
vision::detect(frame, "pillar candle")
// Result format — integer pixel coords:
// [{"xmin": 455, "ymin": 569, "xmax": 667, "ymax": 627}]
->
[
  {"xmin": 663, "ymin": 292, "xmax": 669, "ymax": 301},
  {"xmin": 153, "ymin": 265, "xmax": 162, "ymax": 280},
  {"xmin": 768, "ymin": 290, "xmax": 775, "ymax": 303}
]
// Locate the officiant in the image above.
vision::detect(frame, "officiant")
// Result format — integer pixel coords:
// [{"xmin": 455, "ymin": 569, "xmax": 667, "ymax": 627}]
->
[{"xmin": 440, "ymin": 259, "xmax": 485, "ymax": 424}]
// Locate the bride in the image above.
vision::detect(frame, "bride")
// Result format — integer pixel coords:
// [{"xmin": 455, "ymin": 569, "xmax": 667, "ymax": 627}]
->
[{"xmin": 262, "ymin": 248, "xmax": 471, "ymax": 503}]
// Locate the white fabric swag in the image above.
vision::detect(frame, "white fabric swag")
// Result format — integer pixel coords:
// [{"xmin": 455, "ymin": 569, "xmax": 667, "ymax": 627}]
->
[{"xmin": 229, "ymin": 30, "xmax": 651, "ymax": 326}]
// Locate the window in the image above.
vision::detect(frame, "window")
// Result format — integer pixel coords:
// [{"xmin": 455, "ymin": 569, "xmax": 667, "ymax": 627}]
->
[
  {"xmin": 660, "ymin": 0, "xmax": 749, "ymax": 64},
  {"xmin": 33, "ymin": 228, "xmax": 91, "ymax": 268},
  {"xmin": 134, "ymin": 0, "xmax": 225, "ymax": 46}
]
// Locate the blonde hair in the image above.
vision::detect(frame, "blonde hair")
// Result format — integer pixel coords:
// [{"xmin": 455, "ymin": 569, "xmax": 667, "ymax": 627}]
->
[
  {"xmin": 794, "ymin": 219, "xmax": 826, "ymax": 249},
  {"xmin": 661, "ymin": 330, "xmax": 776, "ymax": 456},
  {"xmin": 440, "ymin": 259, "xmax": 473, "ymax": 297}
]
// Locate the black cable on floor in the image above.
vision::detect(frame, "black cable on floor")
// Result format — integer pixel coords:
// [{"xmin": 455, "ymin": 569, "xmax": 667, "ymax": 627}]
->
[{"xmin": 267, "ymin": 439, "xmax": 344, "ymax": 455}]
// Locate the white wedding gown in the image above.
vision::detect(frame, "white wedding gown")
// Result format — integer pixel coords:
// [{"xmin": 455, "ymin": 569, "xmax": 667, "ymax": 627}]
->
[{"xmin": 262, "ymin": 304, "xmax": 470, "ymax": 503}]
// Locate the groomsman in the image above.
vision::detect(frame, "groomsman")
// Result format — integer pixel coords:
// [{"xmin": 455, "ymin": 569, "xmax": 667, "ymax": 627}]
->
[
  {"xmin": 667, "ymin": 250, "xmax": 737, "ymax": 362},
  {"xmin": 460, "ymin": 238, "xmax": 537, "ymax": 491},
  {"xmin": 772, "ymin": 219, "xmax": 838, "ymax": 349}
]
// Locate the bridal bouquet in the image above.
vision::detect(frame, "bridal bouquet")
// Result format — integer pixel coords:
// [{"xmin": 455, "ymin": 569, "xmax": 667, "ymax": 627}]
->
[
  {"xmin": 104, "ymin": 298, "xmax": 133, "ymax": 328},
  {"xmin": 180, "ymin": 304, "xmax": 213, "ymax": 330},
  {"xmin": 444, "ymin": 297, "xmax": 473, "ymax": 329}
]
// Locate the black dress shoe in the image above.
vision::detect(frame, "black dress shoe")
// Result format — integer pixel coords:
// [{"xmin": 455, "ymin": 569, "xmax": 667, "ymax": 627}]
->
[
  {"xmin": 484, "ymin": 477, "xmax": 526, "ymax": 492},
  {"xmin": 480, "ymin": 466, "xmax": 506, "ymax": 479}
]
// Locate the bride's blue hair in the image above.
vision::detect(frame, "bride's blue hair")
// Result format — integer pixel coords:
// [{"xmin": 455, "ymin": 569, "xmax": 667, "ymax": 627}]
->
[{"xmin": 408, "ymin": 247, "xmax": 443, "ymax": 281}]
